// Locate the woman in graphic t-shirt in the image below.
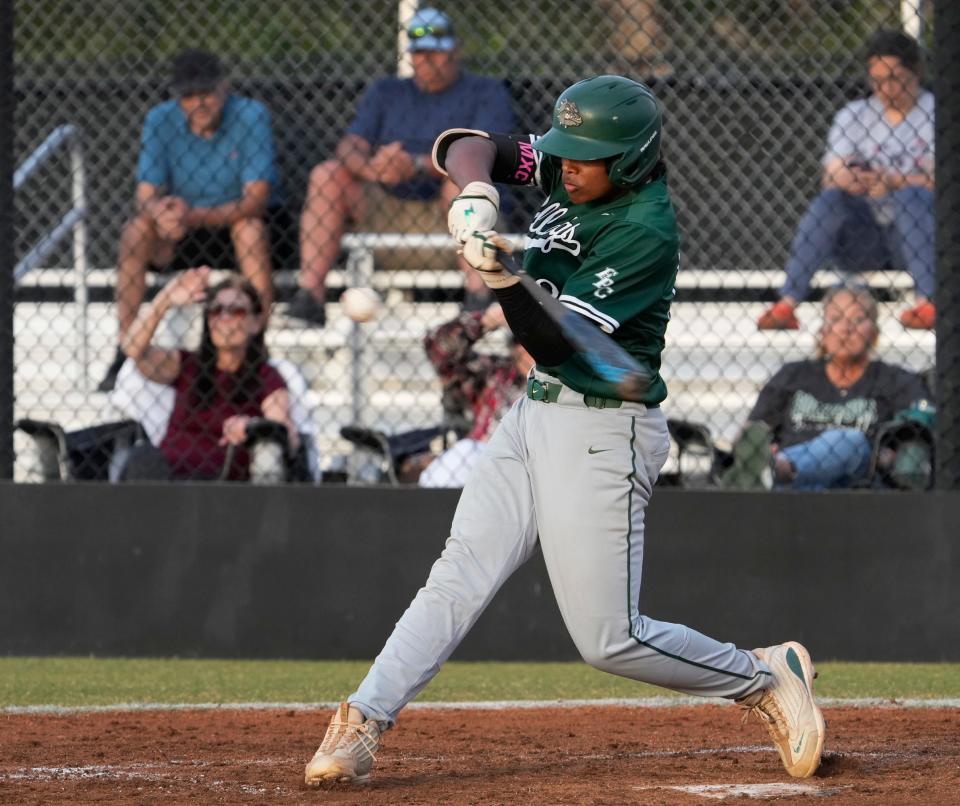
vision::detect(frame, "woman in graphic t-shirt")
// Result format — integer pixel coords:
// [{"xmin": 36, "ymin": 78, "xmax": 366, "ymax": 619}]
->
[{"xmin": 729, "ymin": 284, "xmax": 928, "ymax": 489}]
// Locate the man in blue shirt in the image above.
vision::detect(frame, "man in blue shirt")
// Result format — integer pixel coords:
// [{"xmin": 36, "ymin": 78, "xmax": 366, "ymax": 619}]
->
[
  {"xmin": 290, "ymin": 7, "xmax": 515, "ymax": 326},
  {"xmin": 100, "ymin": 49, "xmax": 286, "ymax": 391}
]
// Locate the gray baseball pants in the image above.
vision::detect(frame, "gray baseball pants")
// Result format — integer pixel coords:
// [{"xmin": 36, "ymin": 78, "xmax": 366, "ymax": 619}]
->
[{"xmin": 351, "ymin": 372, "xmax": 771, "ymax": 725}]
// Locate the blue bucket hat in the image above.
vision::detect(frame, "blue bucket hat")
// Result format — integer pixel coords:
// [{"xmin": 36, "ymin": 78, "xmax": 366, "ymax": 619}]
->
[{"xmin": 406, "ymin": 7, "xmax": 457, "ymax": 52}]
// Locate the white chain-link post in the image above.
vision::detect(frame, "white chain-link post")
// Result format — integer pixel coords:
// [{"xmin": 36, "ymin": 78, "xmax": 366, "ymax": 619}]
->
[
  {"xmin": 70, "ymin": 135, "xmax": 89, "ymax": 391},
  {"xmin": 396, "ymin": 0, "xmax": 418, "ymax": 77},
  {"xmin": 901, "ymin": 0, "xmax": 926, "ymax": 39}
]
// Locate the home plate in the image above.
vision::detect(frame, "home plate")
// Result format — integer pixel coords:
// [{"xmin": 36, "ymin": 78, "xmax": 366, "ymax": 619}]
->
[{"xmin": 634, "ymin": 783, "xmax": 842, "ymax": 799}]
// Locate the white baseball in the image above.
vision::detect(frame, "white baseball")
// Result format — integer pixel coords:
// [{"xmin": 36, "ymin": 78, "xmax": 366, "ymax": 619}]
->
[{"xmin": 341, "ymin": 287, "xmax": 382, "ymax": 323}]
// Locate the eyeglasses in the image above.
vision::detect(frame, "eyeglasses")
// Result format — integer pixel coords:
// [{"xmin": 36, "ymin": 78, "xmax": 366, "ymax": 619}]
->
[
  {"xmin": 408, "ymin": 22, "xmax": 452, "ymax": 39},
  {"xmin": 207, "ymin": 303, "xmax": 252, "ymax": 319},
  {"xmin": 179, "ymin": 88, "xmax": 219, "ymax": 100}
]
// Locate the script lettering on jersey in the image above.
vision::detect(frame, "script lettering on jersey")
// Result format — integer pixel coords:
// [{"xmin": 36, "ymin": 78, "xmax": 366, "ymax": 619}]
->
[
  {"xmin": 593, "ymin": 267, "xmax": 618, "ymax": 298},
  {"xmin": 511, "ymin": 140, "xmax": 537, "ymax": 183},
  {"xmin": 526, "ymin": 202, "xmax": 582, "ymax": 256}
]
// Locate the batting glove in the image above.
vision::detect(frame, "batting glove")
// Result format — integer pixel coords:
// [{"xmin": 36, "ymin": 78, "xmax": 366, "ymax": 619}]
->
[
  {"xmin": 460, "ymin": 230, "xmax": 519, "ymax": 290},
  {"xmin": 448, "ymin": 181, "xmax": 500, "ymax": 243}
]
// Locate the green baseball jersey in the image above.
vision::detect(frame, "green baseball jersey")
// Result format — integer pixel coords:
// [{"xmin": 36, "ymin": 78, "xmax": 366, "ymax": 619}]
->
[{"xmin": 524, "ymin": 153, "xmax": 680, "ymax": 404}]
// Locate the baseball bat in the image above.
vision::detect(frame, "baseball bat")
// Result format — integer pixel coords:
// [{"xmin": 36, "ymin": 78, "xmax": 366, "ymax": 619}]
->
[{"xmin": 497, "ymin": 251, "xmax": 653, "ymax": 402}]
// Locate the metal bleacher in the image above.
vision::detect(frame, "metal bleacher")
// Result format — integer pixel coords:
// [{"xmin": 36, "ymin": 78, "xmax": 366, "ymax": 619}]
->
[{"xmin": 14, "ymin": 252, "xmax": 935, "ymax": 480}]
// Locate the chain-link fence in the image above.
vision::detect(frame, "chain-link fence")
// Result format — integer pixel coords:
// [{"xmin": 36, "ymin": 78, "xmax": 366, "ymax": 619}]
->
[{"xmin": 8, "ymin": 0, "xmax": 948, "ymax": 488}]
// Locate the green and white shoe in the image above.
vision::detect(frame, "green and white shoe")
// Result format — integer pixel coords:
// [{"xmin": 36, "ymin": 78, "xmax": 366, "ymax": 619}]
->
[{"xmin": 738, "ymin": 641, "xmax": 826, "ymax": 778}]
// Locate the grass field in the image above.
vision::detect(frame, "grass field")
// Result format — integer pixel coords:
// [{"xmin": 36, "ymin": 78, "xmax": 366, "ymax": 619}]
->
[{"xmin": 2, "ymin": 657, "xmax": 959, "ymax": 707}]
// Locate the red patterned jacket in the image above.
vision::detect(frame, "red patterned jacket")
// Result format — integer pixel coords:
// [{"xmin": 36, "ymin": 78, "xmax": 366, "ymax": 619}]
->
[{"xmin": 424, "ymin": 311, "xmax": 525, "ymax": 442}]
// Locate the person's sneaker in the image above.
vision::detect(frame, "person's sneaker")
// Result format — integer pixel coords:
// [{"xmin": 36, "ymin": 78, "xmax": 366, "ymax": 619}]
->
[
  {"xmin": 757, "ymin": 301, "xmax": 799, "ymax": 330},
  {"xmin": 96, "ymin": 347, "xmax": 127, "ymax": 393},
  {"xmin": 287, "ymin": 288, "xmax": 326, "ymax": 326},
  {"xmin": 304, "ymin": 702, "xmax": 382, "ymax": 786},
  {"xmin": 899, "ymin": 301, "xmax": 935, "ymax": 330},
  {"xmin": 719, "ymin": 422, "xmax": 774, "ymax": 490},
  {"xmin": 738, "ymin": 642, "xmax": 826, "ymax": 778}
]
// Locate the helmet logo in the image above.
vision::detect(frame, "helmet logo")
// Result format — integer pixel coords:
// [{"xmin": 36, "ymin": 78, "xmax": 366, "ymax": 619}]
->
[
  {"xmin": 638, "ymin": 129, "xmax": 658, "ymax": 153},
  {"xmin": 557, "ymin": 99, "xmax": 583, "ymax": 128}
]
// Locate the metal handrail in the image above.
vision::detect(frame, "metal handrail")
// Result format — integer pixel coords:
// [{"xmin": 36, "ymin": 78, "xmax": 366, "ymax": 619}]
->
[
  {"xmin": 14, "ymin": 124, "xmax": 90, "ymax": 386},
  {"xmin": 15, "ymin": 125, "xmax": 75, "ymax": 188}
]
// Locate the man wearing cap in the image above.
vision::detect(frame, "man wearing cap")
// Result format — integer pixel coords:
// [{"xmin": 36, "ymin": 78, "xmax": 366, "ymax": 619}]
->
[
  {"xmin": 290, "ymin": 7, "xmax": 514, "ymax": 326},
  {"xmin": 99, "ymin": 48, "xmax": 286, "ymax": 391}
]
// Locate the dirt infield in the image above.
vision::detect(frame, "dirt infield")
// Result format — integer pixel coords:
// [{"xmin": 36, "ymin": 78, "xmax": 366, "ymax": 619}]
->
[{"xmin": 1, "ymin": 704, "xmax": 957, "ymax": 804}]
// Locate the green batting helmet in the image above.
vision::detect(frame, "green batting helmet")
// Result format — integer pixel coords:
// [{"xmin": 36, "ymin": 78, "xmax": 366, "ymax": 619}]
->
[{"xmin": 534, "ymin": 75, "xmax": 662, "ymax": 188}]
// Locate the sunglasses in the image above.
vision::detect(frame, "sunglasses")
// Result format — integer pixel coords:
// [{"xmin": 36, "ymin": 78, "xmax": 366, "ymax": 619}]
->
[
  {"xmin": 408, "ymin": 23, "xmax": 452, "ymax": 39},
  {"xmin": 207, "ymin": 303, "xmax": 252, "ymax": 319}
]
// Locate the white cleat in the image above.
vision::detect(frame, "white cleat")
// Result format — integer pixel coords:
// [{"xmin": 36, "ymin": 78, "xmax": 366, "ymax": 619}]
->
[
  {"xmin": 304, "ymin": 702, "xmax": 382, "ymax": 786},
  {"xmin": 738, "ymin": 641, "xmax": 826, "ymax": 778}
]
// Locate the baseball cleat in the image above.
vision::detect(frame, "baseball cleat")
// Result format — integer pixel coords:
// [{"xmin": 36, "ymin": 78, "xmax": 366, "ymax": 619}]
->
[
  {"xmin": 304, "ymin": 702, "xmax": 382, "ymax": 786},
  {"xmin": 738, "ymin": 641, "xmax": 825, "ymax": 778}
]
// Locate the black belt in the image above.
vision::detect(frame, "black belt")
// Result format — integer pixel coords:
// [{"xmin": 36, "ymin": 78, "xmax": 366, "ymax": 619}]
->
[{"xmin": 526, "ymin": 377, "xmax": 659, "ymax": 410}]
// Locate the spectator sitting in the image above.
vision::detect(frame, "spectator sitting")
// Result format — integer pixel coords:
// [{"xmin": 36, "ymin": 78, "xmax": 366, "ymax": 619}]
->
[
  {"xmin": 289, "ymin": 6, "xmax": 515, "ymax": 326},
  {"xmin": 597, "ymin": 0, "xmax": 673, "ymax": 78},
  {"xmin": 757, "ymin": 29, "xmax": 934, "ymax": 332},
  {"xmin": 98, "ymin": 48, "xmax": 289, "ymax": 392},
  {"xmin": 402, "ymin": 303, "xmax": 531, "ymax": 487},
  {"xmin": 118, "ymin": 267, "xmax": 299, "ymax": 481},
  {"xmin": 725, "ymin": 284, "xmax": 930, "ymax": 490}
]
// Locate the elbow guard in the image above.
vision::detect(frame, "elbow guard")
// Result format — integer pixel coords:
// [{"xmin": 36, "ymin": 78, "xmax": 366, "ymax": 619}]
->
[{"xmin": 433, "ymin": 129, "xmax": 540, "ymax": 186}]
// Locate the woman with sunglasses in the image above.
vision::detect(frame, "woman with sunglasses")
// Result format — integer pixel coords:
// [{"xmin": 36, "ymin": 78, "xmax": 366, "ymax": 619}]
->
[
  {"xmin": 757, "ymin": 29, "xmax": 934, "ymax": 331},
  {"xmin": 724, "ymin": 284, "xmax": 930, "ymax": 490},
  {"xmin": 120, "ymin": 266, "xmax": 298, "ymax": 480}
]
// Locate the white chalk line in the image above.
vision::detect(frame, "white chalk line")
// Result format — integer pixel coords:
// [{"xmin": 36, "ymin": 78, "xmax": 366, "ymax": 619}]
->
[
  {"xmin": 3, "ymin": 696, "xmax": 959, "ymax": 715},
  {"xmin": 0, "ymin": 759, "xmax": 293, "ymax": 795},
  {"xmin": 397, "ymin": 745, "xmax": 916, "ymax": 765}
]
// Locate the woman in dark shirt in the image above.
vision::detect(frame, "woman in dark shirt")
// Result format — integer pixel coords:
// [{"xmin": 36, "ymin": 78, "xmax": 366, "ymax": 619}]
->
[
  {"xmin": 728, "ymin": 284, "xmax": 928, "ymax": 489},
  {"xmin": 121, "ymin": 267, "xmax": 298, "ymax": 480}
]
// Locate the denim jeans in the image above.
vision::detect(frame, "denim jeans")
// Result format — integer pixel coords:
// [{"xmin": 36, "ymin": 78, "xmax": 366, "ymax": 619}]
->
[
  {"xmin": 778, "ymin": 427, "xmax": 872, "ymax": 490},
  {"xmin": 781, "ymin": 187, "xmax": 935, "ymax": 301}
]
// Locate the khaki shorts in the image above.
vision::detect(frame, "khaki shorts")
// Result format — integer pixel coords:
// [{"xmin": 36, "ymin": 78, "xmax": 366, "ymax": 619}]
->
[{"xmin": 360, "ymin": 184, "xmax": 456, "ymax": 272}]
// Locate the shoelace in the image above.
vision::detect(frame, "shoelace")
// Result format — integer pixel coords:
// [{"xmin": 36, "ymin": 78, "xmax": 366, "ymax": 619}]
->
[
  {"xmin": 740, "ymin": 691, "xmax": 788, "ymax": 740},
  {"xmin": 335, "ymin": 722, "xmax": 379, "ymax": 764},
  {"xmin": 318, "ymin": 704, "xmax": 353, "ymax": 753}
]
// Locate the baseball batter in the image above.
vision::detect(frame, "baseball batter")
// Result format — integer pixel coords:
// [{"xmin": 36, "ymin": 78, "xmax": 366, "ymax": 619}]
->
[{"xmin": 305, "ymin": 76, "xmax": 825, "ymax": 786}]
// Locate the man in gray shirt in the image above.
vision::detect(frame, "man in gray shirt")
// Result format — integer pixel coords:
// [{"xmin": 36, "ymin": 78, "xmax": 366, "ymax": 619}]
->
[{"xmin": 758, "ymin": 29, "xmax": 935, "ymax": 331}]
